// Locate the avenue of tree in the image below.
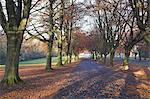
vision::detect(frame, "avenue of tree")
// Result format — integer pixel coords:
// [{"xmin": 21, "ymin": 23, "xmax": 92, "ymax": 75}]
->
[{"xmin": 0, "ymin": 0, "xmax": 149, "ymax": 86}]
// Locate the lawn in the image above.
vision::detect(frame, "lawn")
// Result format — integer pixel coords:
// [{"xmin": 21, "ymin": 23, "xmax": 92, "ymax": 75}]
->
[
  {"xmin": 19, "ymin": 58, "xmax": 47, "ymax": 64},
  {"xmin": 0, "ymin": 53, "xmax": 90, "ymax": 68},
  {"xmin": 20, "ymin": 56, "xmax": 69, "ymax": 65},
  {"xmin": 0, "ymin": 57, "xmax": 68, "ymax": 67}
]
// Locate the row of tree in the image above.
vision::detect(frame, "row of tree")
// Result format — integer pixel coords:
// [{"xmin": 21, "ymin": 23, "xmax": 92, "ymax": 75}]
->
[
  {"xmin": 86, "ymin": 0, "xmax": 150, "ymax": 70},
  {"xmin": 0, "ymin": 0, "xmax": 149, "ymax": 86},
  {"xmin": 0, "ymin": 0, "xmax": 86, "ymax": 86}
]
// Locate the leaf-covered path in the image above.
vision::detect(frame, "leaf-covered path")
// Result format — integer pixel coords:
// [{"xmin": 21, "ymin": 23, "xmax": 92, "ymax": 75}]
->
[{"xmin": 0, "ymin": 59, "xmax": 150, "ymax": 98}]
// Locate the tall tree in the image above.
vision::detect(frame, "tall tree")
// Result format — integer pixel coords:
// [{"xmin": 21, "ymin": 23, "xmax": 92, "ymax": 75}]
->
[
  {"xmin": 118, "ymin": 0, "xmax": 145, "ymax": 70},
  {"xmin": 27, "ymin": 0, "xmax": 58, "ymax": 71},
  {"xmin": 57, "ymin": 0, "xmax": 65, "ymax": 66},
  {"xmin": 0, "ymin": 0, "xmax": 32, "ymax": 85},
  {"xmin": 129, "ymin": 0, "xmax": 150, "ymax": 44}
]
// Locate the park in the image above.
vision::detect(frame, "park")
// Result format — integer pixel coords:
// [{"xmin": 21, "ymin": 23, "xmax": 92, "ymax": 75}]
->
[{"xmin": 0, "ymin": 0, "xmax": 150, "ymax": 98}]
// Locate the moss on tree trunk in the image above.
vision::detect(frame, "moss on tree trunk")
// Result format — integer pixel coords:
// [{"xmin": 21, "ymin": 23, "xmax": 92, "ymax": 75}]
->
[
  {"xmin": 69, "ymin": 50, "xmax": 72, "ymax": 63},
  {"xmin": 110, "ymin": 49, "xmax": 115, "ymax": 66},
  {"xmin": 123, "ymin": 49, "xmax": 130, "ymax": 70},
  {"xmin": 45, "ymin": 42, "xmax": 53, "ymax": 71},
  {"xmin": 1, "ymin": 32, "xmax": 23, "ymax": 86},
  {"xmin": 57, "ymin": 43, "xmax": 63, "ymax": 66}
]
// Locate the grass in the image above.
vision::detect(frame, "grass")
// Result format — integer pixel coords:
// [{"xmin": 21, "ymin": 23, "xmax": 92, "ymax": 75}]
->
[
  {"xmin": 0, "ymin": 53, "xmax": 89, "ymax": 68},
  {"xmin": 0, "ymin": 56, "xmax": 71, "ymax": 67},
  {"xmin": 19, "ymin": 58, "xmax": 47, "ymax": 64},
  {"xmin": 19, "ymin": 57, "xmax": 68, "ymax": 66}
]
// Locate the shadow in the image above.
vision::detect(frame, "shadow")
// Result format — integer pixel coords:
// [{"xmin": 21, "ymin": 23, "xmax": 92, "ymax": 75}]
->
[
  {"xmin": 119, "ymin": 72, "xmax": 141, "ymax": 98},
  {"xmin": 51, "ymin": 62, "xmax": 150, "ymax": 98},
  {"xmin": 47, "ymin": 63, "xmax": 127, "ymax": 98},
  {"xmin": 0, "ymin": 60, "xmax": 150, "ymax": 98},
  {"xmin": 0, "ymin": 64, "xmax": 76, "ymax": 96},
  {"xmin": 119, "ymin": 64, "xmax": 150, "ymax": 98}
]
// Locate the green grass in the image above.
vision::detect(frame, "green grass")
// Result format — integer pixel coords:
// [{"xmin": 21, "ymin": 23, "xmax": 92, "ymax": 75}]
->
[
  {"xmin": 19, "ymin": 58, "xmax": 47, "ymax": 64},
  {"xmin": 19, "ymin": 56, "xmax": 68, "ymax": 65},
  {"xmin": 0, "ymin": 55, "xmax": 79, "ymax": 67},
  {"xmin": 0, "ymin": 57, "xmax": 66, "ymax": 67}
]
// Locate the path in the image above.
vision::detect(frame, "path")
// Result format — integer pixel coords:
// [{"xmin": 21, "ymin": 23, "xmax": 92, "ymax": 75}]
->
[{"xmin": 0, "ymin": 59, "xmax": 150, "ymax": 98}]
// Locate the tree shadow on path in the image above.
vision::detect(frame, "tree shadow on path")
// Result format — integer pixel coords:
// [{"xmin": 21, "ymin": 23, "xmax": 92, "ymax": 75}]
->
[{"xmin": 51, "ymin": 61, "xmax": 150, "ymax": 99}]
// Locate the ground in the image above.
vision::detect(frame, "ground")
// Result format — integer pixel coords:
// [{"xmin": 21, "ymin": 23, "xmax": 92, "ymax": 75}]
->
[{"xmin": 0, "ymin": 59, "xmax": 150, "ymax": 98}]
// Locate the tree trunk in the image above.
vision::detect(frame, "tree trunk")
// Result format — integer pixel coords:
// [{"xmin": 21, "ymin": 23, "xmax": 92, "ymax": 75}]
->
[
  {"xmin": 57, "ymin": 43, "xmax": 63, "ymax": 66},
  {"xmin": 110, "ymin": 49, "xmax": 115, "ymax": 66},
  {"xmin": 74, "ymin": 52, "xmax": 79, "ymax": 61},
  {"xmin": 45, "ymin": 42, "xmax": 53, "ymax": 71},
  {"xmin": 95, "ymin": 52, "xmax": 98, "ymax": 60},
  {"xmin": 123, "ymin": 49, "xmax": 130, "ymax": 70},
  {"xmin": 139, "ymin": 51, "xmax": 142, "ymax": 61},
  {"xmin": 64, "ymin": 55, "xmax": 69, "ymax": 65},
  {"xmin": 57, "ymin": 0, "xmax": 64, "ymax": 66},
  {"xmin": 97, "ymin": 52, "xmax": 100, "ymax": 59},
  {"xmin": 134, "ymin": 53, "xmax": 137, "ymax": 59},
  {"xmin": 92, "ymin": 52, "xmax": 95, "ymax": 59},
  {"xmin": 1, "ymin": 32, "xmax": 23, "ymax": 86},
  {"xmin": 69, "ymin": 51, "xmax": 72, "ymax": 63},
  {"xmin": 100, "ymin": 53, "xmax": 103, "ymax": 58},
  {"xmin": 104, "ymin": 54, "xmax": 107, "ymax": 63},
  {"xmin": 65, "ymin": 42, "xmax": 70, "ymax": 64}
]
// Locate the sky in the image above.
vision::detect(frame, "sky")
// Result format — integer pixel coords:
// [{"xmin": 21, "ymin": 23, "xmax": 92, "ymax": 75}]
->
[
  {"xmin": 75, "ymin": 0, "xmax": 96, "ymax": 32},
  {"xmin": 0, "ymin": 0, "xmax": 96, "ymax": 34},
  {"xmin": 76, "ymin": 0, "xmax": 84, "ymax": 2}
]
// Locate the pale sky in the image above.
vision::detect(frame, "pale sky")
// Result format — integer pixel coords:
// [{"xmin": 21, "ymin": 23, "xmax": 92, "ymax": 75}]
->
[
  {"xmin": 75, "ymin": 0, "xmax": 96, "ymax": 32},
  {"xmin": 0, "ymin": 0, "xmax": 96, "ymax": 34}
]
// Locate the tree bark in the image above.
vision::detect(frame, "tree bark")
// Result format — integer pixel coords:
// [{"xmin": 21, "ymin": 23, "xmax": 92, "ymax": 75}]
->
[
  {"xmin": 110, "ymin": 49, "xmax": 115, "ymax": 66},
  {"xmin": 95, "ymin": 52, "xmax": 98, "ymax": 60},
  {"xmin": 139, "ymin": 51, "xmax": 142, "ymax": 61},
  {"xmin": 57, "ymin": 43, "xmax": 63, "ymax": 66},
  {"xmin": 57, "ymin": 0, "xmax": 64, "ymax": 66},
  {"xmin": 64, "ymin": 49, "xmax": 70, "ymax": 64},
  {"xmin": 45, "ymin": 42, "xmax": 53, "ymax": 71},
  {"xmin": 123, "ymin": 49, "xmax": 130, "ymax": 70},
  {"xmin": 69, "ymin": 50, "xmax": 72, "ymax": 63},
  {"xmin": 66, "ymin": 42, "xmax": 70, "ymax": 64},
  {"xmin": 1, "ymin": 32, "xmax": 23, "ymax": 86},
  {"xmin": 134, "ymin": 52, "xmax": 137, "ymax": 59},
  {"xmin": 92, "ymin": 52, "xmax": 95, "ymax": 59}
]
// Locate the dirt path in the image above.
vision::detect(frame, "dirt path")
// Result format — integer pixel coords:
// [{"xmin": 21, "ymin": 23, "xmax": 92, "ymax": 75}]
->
[{"xmin": 0, "ymin": 59, "xmax": 150, "ymax": 99}]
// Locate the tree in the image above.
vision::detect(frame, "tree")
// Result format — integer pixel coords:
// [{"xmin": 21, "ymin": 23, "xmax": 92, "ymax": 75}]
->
[
  {"xmin": 72, "ymin": 27, "xmax": 88, "ymax": 59},
  {"xmin": 117, "ymin": 0, "xmax": 145, "ymax": 70},
  {"xmin": 0, "ymin": 0, "xmax": 34, "ymax": 85},
  {"xmin": 27, "ymin": 0, "xmax": 58, "ymax": 71},
  {"xmin": 0, "ymin": 34, "xmax": 6, "ymax": 64},
  {"xmin": 63, "ymin": 0, "xmax": 85, "ymax": 63},
  {"xmin": 57, "ymin": 0, "xmax": 65, "ymax": 66},
  {"xmin": 137, "ymin": 41, "xmax": 150, "ymax": 60},
  {"xmin": 129, "ymin": 0, "xmax": 150, "ymax": 44}
]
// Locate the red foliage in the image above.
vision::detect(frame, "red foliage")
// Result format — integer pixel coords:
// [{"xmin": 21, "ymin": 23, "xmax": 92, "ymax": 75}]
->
[{"xmin": 72, "ymin": 29, "xmax": 89, "ymax": 53}]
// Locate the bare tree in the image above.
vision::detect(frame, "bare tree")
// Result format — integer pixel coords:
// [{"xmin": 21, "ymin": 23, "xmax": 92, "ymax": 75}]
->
[
  {"xmin": 27, "ymin": 0, "xmax": 59, "ymax": 71},
  {"xmin": 0, "ymin": 0, "xmax": 34, "ymax": 85},
  {"xmin": 129, "ymin": 0, "xmax": 150, "ymax": 44}
]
